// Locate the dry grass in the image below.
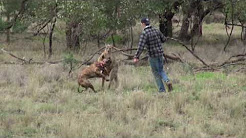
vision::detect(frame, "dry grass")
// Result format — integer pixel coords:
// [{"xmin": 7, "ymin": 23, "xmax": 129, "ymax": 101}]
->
[
  {"xmin": 0, "ymin": 61, "xmax": 245, "ymax": 137},
  {"xmin": 0, "ymin": 23, "xmax": 246, "ymax": 137}
]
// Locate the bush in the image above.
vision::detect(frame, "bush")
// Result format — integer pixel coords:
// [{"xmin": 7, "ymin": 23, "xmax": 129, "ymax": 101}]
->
[
  {"xmin": 105, "ymin": 35, "xmax": 124, "ymax": 44},
  {"xmin": 12, "ymin": 20, "xmax": 29, "ymax": 33},
  {"xmin": 0, "ymin": 19, "xmax": 8, "ymax": 31},
  {"xmin": 0, "ymin": 19, "xmax": 28, "ymax": 33}
]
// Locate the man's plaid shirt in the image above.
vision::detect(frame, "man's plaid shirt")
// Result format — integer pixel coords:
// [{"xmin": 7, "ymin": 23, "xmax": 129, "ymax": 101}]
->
[{"xmin": 135, "ymin": 26, "xmax": 166, "ymax": 59}]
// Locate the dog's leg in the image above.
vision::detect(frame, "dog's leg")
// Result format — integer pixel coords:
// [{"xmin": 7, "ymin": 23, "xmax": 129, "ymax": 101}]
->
[
  {"xmin": 88, "ymin": 84, "xmax": 96, "ymax": 93},
  {"xmin": 95, "ymin": 71, "xmax": 109, "ymax": 81},
  {"xmin": 79, "ymin": 79, "xmax": 97, "ymax": 93},
  {"xmin": 78, "ymin": 83, "xmax": 84, "ymax": 93},
  {"xmin": 84, "ymin": 80, "xmax": 97, "ymax": 93},
  {"xmin": 78, "ymin": 85, "xmax": 86, "ymax": 93}
]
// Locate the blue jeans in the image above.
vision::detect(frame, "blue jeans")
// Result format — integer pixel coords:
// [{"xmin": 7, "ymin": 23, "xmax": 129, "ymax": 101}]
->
[{"xmin": 149, "ymin": 56, "xmax": 169, "ymax": 92}]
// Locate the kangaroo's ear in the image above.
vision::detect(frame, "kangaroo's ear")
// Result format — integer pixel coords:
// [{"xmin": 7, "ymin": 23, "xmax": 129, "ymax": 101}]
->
[{"xmin": 105, "ymin": 44, "xmax": 113, "ymax": 51}]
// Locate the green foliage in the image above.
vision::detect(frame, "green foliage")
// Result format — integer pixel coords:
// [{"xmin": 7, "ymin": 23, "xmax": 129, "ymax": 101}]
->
[
  {"xmin": 195, "ymin": 72, "xmax": 226, "ymax": 80},
  {"xmin": 0, "ymin": 18, "xmax": 8, "ymax": 31},
  {"xmin": 62, "ymin": 53, "xmax": 78, "ymax": 72},
  {"xmin": 63, "ymin": 53, "xmax": 78, "ymax": 66},
  {"xmin": 241, "ymin": 86, "xmax": 246, "ymax": 91},
  {"xmin": 12, "ymin": 20, "xmax": 29, "ymax": 33},
  {"xmin": 181, "ymin": 62, "xmax": 194, "ymax": 75},
  {"xmin": 105, "ymin": 35, "xmax": 124, "ymax": 44},
  {"xmin": 0, "ymin": 0, "xmax": 21, "ymax": 15},
  {"xmin": 0, "ymin": 130, "xmax": 13, "ymax": 138},
  {"xmin": 22, "ymin": 127, "xmax": 37, "ymax": 137},
  {"xmin": 143, "ymin": 0, "xmax": 173, "ymax": 15},
  {"xmin": 156, "ymin": 119, "xmax": 178, "ymax": 129},
  {"xmin": 225, "ymin": 0, "xmax": 246, "ymax": 23},
  {"xmin": 0, "ymin": 0, "xmax": 23, "ymax": 31}
]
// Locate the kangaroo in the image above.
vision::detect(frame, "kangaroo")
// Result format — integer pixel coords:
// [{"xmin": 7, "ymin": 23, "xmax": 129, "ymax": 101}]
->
[{"xmin": 98, "ymin": 45, "xmax": 119, "ymax": 89}]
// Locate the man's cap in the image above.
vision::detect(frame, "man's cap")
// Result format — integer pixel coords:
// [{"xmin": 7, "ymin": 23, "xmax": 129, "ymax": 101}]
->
[{"xmin": 141, "ymin": 17, "xmax": 150, "ymax": 25}]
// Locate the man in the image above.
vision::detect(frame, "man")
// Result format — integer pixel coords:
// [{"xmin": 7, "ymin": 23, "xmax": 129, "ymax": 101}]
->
[{"xmin": 134, "ymin": 17, "xmax": 173, "ymax": 93}]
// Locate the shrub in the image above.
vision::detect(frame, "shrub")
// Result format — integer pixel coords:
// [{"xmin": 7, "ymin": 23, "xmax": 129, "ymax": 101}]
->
[
  {"xmin": 105, "ymin": 35, "xmax": 124, "ymax": 44},
  {"xmin": 0, "ymin": 19, "xmax": 8, "ymax": 31},
  {"xmin": 12, "ymin": 20, "xmax": 29, "ymax": 33}
]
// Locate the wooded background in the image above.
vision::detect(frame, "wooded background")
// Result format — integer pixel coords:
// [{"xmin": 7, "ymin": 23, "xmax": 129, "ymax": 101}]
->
[{"xmin": 0, "ymin": 0, "xmax": 245, "ymax": 57}]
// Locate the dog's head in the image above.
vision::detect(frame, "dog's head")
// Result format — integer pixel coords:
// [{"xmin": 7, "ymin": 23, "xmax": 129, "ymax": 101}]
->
[
  {"xmin": 102, "ymin": 57, "xmax": 112, "ymax": 66},
  {"xmin": 96, "ymin": 57, "xmax": 112, "ymax": 68}
]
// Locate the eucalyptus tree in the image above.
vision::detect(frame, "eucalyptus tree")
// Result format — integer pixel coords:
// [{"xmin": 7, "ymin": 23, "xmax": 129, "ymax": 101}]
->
[
  {"xmin": 92, "ymin": 0, "xmax": 142, "ymax": 46},
  {"xmin": 57, "ymin": 0, "xmax": 107, "ymax": 50},
  {"xmin": 178, "ymin": 0, "xmax": 223, "ymax": 41},
  {"xmin": 224, "ymin": 0, "xmax": 246, "ymax": 50},
  {"xmin": 23, "ymin": 0, "xmax": 58, "ymax": 58},
  {"xmin": 28, "ymin": 0, "xmax": 104, "ymax": 51},
  {"xmin": 135, "ymin": 0, "xmax": 183, "ymax": 37},
  {"xmin": 224, "ymin": 0, "xmax": 246, "ymax": 39},
  {"xmin": 0, "ymin": 0, "xmax": 29, "ymax": 42}
]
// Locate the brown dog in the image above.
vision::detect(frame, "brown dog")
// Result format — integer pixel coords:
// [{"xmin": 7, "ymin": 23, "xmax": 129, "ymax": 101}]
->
[
  {"xmin": 98, "ymin": 45, "xmax": 119, "ymax": 89},
  {"xmin": 78, "ymin": 59, "xmax": 111, "ymax": 93}
]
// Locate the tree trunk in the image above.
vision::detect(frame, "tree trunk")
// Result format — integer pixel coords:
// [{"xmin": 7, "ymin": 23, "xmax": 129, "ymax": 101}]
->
[
  {"xmin": 190, "ymin": 1, "xmax": 204, "ymax": 38},
  {"xmin": 179, "ymin": 0, "xmax": 201, "ymax": 41},
  {"xmin": 180, "ymin": 0, "xmax": 223, "ymax": 41},
  {"xmin": 97, "ymin": 33, "xmax": 100, "ymax": 48},
  {"xmin": 179, "ymin": 14, "xmax": 191, "ymax": 41},
  {"xmin": 6, "ymin": 13, "xmax": 10, "ymax": 43},
  {"xmin": 66, "ymin": 22, "xmax": 72, "ymax": 49},
  {"xmin": 48, "ymin": 18, "xmax": 56, "ymax": 59},
  {"xmin": 244, "ymin": 27, "xmax": 246, "ymax": 40},
  {"xmin": 159, "ymin": 1, "xmax": 183, "ymax": 37},
  {"xmin": 159, "ymin": 13, "xmax": 173, "ymax": 37},
  {"xmin": 65, "ymin": 22, "xmax": 80, "ymax": 50},
  {"xmin": 72, "ymin": 24, "xmax": 80, "ymax": 50},
  {"xmin": 159, "ymin": 14, "xmax": 167, "ymax": 37},
  {"xmin": 243, "ymin": 27, "xmax": 246, "ymax": 46},
  {"xmin": 190, "ymin": 17, "xmax": 202, "ymax": 37},
  {"xmin": 130, "ymin": 25, "xmax": 133, "ymax": 54},
  {"xmin": 111, "ymin": 34, "xmax": 116, "ymax": 47},
  {"xmin": 167, "ymin": 18, "xmax": 173, "ymax": 37}
]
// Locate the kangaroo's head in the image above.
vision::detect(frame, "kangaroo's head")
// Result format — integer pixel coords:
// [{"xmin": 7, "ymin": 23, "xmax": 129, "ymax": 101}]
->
[{"xmin": 98, "ymin": 45, "xmax": 113, "ymax": 62}]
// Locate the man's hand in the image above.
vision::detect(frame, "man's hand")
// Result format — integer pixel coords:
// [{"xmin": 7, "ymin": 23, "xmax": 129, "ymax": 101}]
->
[{"xmin": 133, "ymin": 58, "xmax": 139, "ymax": 63}]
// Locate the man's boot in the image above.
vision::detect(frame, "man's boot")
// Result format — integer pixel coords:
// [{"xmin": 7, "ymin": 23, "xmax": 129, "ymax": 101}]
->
[{"xmin": 166, "ymin": 81, "xmax": 173, "ymax": 92}]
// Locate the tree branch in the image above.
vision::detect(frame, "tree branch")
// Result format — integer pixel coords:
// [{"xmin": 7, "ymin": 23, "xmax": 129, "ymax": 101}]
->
[
  {"xmin": 225, "ymin": 23, "xmax": 246, "ymax": 28},
  {"xmin": 1, "ymin": 48, "xmax": 29, "ymax": 63},
  {"xmin": 167, "ymin": 37, "xmax": 210, "ymax": 67},
  {"xmin": 224, "ymin": 0, "xmax": 235, "ymax": 51},
  {"xmin": 4, "ymin": 0, "xmax": 29, "ymax": 30}
]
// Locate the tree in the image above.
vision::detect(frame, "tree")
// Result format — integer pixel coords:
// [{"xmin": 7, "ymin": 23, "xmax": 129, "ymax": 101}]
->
[
  {"xmin": 159, "ymin": 0, "xmax": 183, "ymax": 37},
  {"xmin": 0, "ymin": 0, "xmax": 28, "ymax": 42},
  {"xmin": 137, "ymin": 0, "xmax": 183, "ymax": 37},
  {"xmin": 178, "ymin": 0, "xmax": 223, "ymax": 41},
  {"xmin": 23, "ymin": 0, "xmax": 58, "ymax": 58},
  {"xmin": 223, "ymin": 0, "xmax": 246, "ymax": 50},
  {"xmin": 59, "ymin": 0, "xmax": 104, "ymax": 50},
  {"xmin": 92, "ymin": 0, "xmax": 141, "ymax": 46}
]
